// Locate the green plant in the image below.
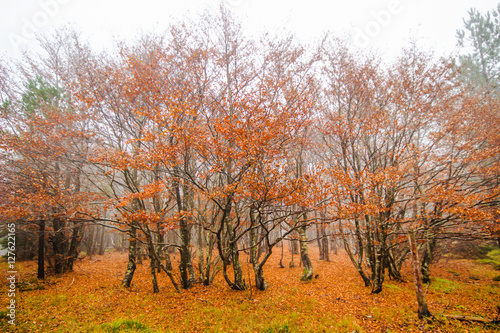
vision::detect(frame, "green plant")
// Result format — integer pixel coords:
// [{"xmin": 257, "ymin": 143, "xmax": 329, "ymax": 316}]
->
[
  {"xmin": 91, "ymin": 319, "xmax": 151, "ymax": 332},
  {"xmin": 431, "ymin": 278, "xmax": 459, "ymax": 294},
  {"xmin": 262, "ymin": 322, "xmax": 292, "ymax": 333}
]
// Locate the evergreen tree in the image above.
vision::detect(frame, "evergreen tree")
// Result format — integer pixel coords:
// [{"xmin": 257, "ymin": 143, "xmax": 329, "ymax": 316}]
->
[{"xmin": 456, "ymin": 3, "xmax": 500, "ymax": 92}]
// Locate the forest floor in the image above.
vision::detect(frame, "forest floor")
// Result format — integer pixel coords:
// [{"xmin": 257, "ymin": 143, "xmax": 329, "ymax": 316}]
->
[{"xmin": 1, "ymin": 246, "xmax": 500, "ymax": 333}]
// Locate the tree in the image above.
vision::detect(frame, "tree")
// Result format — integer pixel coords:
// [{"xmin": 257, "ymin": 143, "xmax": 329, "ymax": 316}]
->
[
  {"xmin": 0, "ymin": 73, "xmax": 92, "ymax": 277},
  {"xmin": 456, "ymin": 3, "xmax": 500, "ymax": 91}
]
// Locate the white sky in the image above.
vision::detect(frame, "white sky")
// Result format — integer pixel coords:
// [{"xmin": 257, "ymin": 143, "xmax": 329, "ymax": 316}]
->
[{"xmin": 1, "ymin": 0, "xmax": 499, "ymax": 61}]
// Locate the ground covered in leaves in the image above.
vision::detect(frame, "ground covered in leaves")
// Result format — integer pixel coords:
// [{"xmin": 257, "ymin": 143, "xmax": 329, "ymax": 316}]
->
[{"xmin": 1, "ymin": 247, "xmax": 499, "ymax": 332}]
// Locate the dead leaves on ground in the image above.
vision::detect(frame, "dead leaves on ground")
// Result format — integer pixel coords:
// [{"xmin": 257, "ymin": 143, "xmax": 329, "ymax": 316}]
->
[{"xmin": 1, "ymin": 248, "xmax": 499, "ymax": 332}]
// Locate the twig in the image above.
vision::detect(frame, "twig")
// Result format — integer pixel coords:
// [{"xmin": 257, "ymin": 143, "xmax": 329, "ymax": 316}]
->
[
  {"xmin": 444, "ymin": 314, "xmax": 497, "ymax": 324},
  {"xmin": 197, "ymin": 298, "xmax": 213, "ymax": 306}
]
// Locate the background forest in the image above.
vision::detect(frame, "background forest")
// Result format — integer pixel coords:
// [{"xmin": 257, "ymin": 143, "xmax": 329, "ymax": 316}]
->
[{"xmin": 1, "ymin": 4, "xmax": 500, "ymax": 332}]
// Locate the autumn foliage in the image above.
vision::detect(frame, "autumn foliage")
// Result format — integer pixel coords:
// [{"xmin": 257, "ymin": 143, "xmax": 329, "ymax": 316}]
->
[{"xmin": 0, "ymin": 7, "xmax": 499, "ymax": 330}]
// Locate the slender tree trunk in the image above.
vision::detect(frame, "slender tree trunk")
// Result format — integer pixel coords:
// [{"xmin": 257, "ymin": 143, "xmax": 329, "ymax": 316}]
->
[
  {"xmin": 204, "ymin": 232, "xmax": 216, "ymax": 286},
  {"xmin": 197, "ymin": 224, "xmax": 205, "ymax": 283},
  {"xmin": 121, "ymin": 220, "xmax": 137, "ymax": 288},
  {"xmin": 316, "ymin": 224, "xmax": 324, "ymax": 260},
  {"xmin": 98, "ymin": 225, "xmax": 106, "ymax": 255},
  {"xmin": 218, "ymin": 201, "xmax": 246, "ymax": 291},
  {"xmin": 250, "ymin": 206, "xmax": 268, "ymax": 290},
  {"xmin": 340, "ymin": 220, "xmax": 371, "ymax": 287},
  {"xmin": 38, "ymin": 219, "xmax": 45, "ymax": 280},
  {"xmin": 136, "ymin": 242, "xmax": 143, "ymax": 265},
  {"xmin": 408, "ymin": 229, "xmax": 431, "ymax": 318},
  {"xmin": 298, "ymin": 222, "xmax": 313, "ymax": 281},
  {"xmin": 147, "ymin": 234, "xmax": 159, "ymax": 293},
  {"xmin": 66, "ymin": 222, "xmax": 82, "ymax": 271},
  {"xmin": 87, "ymin": 225, "xmax": 96, "ymax": 259},
  {"xmin": 371, "ymin": 246, "xmax": 385, "ymax": 294},
  {"xmin": 291, "ymin": 238, "xmax": 299, "ymax": 255}
]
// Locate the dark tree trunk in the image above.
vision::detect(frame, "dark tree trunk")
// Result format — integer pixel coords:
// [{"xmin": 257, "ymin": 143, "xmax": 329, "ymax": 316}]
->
[
  {"xmin": 250, "ymin": 206, "xmax": 268, "ymax": 290},
  {"xmin": 121, "ymin": 221, "xmax": 137, "ymax": 288},
  {"xmin": 52, "ymin": 216, "xmax": 67, "ymax": 274},
  {"xmin": 341, "ymin": 220, "xmax": 371, "ymax": 287},
  {"xmin": 37, "ymin": 219, "xmax": 45, "ymax": 280},
  {"xmin": 66, "ymin": 222, "xmax": 83, "ymax": 271},
  {"xmin": 218, "ymin": 201, "xmax": 246, "ymax": 291},
  {"xmin": 147, "ymin": 234, "xmax": 159, "ymax": 293}
]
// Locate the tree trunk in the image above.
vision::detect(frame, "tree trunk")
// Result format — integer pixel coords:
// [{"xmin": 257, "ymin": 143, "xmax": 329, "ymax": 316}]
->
[
  {"xmin": 136, "ymin": 242, "xmax": 143, "ymax": 265},
  {"xmin": 52, "ymin": 216, "xmax": 67, "ymax": 274},
  {"xmin": 291, "ymin": 239, "xmax": 299, "ymax": 255},
  {"xmin": 38, "ymin": 219, "xmax": 45, "ymax": 280},
  {"xmin": 421, "ymin": 235, "xmax": 436, "ymax": 284},
  {"xmin": 340, "ymin": 220, "xmax": 371, "ymax": 287},
  {"xmin": 98, "ymin": 224, "xmax": 106, "ymax": 256},
  {"xmin": 121, "ymin": 221, "xmax": 137, "ymax": 288},
  {"xmin": 316, "ymin": 224, "xmax": 324, "ymax": 260},
  {"xmin": 408, "ymin": 229, "xmax": 431, "ymax": 319},
  {"xmin": 197, "ymin": 224, "xmax": 205, "ymax": 283},
  {"xmin": 66, "ymin": 222, "xmax": 82, "ymax": 271},
  {"xmin": 298, "ymin": 223, "xmax": 313, "ymax": 281},
  {"xmin": 371, "ymin": 246, "xmax": 385, "ymax": 294},
  {"xmin": 203, "ymin": 232, "xmax": 216, "ymax": 286},
  {"xmin": 147, "ymin": 234, "xmax": 159, "ymax": 293},
  {"xmin": 250, "ymin": 206, "xmax": 268, "ymax": 290},
  {"xmin": 87, "ymin": 225, "xmax": 96, "ymax": 259},
  {"xmin": 218, "ymin": 201, "xmax": 246, "ymax": 291}
]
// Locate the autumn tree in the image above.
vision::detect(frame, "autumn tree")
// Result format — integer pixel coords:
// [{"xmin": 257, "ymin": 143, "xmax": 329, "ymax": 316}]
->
[
  {"xmin": 317, "ymin": 41, "xmax": 477, "ymax": 293},
  {"xmin": 0, "ymin": 70, "xmax": 92, "ymax": 278}
]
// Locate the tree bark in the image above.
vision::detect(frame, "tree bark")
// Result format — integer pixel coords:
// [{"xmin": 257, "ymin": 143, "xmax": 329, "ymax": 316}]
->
[
  {"xmin": 121, "ymin": 220, "xmax": 137, "ymax": 288},
  {"xmin": 408, "ymin": 229, "xmax": 431, "ymax": 319},
  {"xmin": 98, "ymin": 224, "xmax": 106, "ymax": 256},
  {"xmin": 52, "ymin": 216, "xmax": 67, "ymax": 274},
  {"xmin": 37, "ymin": 219, "xmax": 45, "ymax": 280},
  {"xmin": 299, "ymin": 223, "xmax": 313, "ymax": 281},
  {"xmin": 421, "ymin": 234, "xmax": 436, "ymax": 284},
  {"xmin": 147, "ymin": 233, "xmax": 159, "ymax": 293},
  {"xmin": 66, "ymin": 222, "xmax": 82, "ymax": 271}
]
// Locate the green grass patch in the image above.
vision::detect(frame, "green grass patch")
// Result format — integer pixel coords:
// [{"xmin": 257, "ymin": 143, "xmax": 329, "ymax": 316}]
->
[
  {"xmin": 476, "ymin": 246, "xmax": 500, "ymax": 270},
  {"xmin": 89, "ymin": 318, "xmax": 152, "ymax": 332},
  {"xmin": 430, "ymin": 278, "xmax": 459, "ymax": 294},
  {"xmin": 385, "ymin": 283, "xmax": 402, "ymax": 291},
  {"xmin": 261, "ymin": 322, "xmax": 292, "ymax": 333}
]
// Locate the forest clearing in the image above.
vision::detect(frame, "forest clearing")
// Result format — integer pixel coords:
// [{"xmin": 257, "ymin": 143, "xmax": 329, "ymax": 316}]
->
[
  {"xmin": 1, "ymin": 245, "xmax": 499, "ymax": 332},
  {"xmin": 2, "ymin": 3, "xmax": 500, "ymax": 333}
]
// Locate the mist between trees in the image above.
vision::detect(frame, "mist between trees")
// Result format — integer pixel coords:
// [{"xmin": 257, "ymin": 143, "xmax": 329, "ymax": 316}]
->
[{"xmin": 0, "ymin": 5, "xmax": 499, "ymax": 315}]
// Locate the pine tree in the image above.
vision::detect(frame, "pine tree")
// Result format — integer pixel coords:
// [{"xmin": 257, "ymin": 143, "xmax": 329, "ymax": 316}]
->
[{"xmin": 456, "ymin": 3, "xmax": 500, "ymax": 92}]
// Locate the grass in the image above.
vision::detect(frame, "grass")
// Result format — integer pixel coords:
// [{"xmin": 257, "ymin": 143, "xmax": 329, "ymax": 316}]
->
[
  {"xmin": 88, "ymin": 319, "xmax": 152, "ymax": 333},
  {"xmin": 430, "ymin": 277, "xmax": 460, "ymax": 294},
  {"xmin": 476, "ymin": 246, "xmax": 500, "ymax": 270}
]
